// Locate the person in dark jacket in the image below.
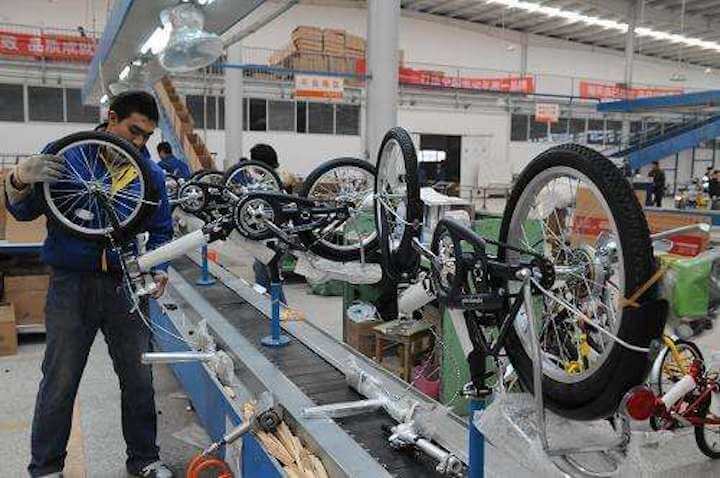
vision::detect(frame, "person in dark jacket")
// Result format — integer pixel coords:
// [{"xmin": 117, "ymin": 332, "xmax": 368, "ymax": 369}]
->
[
  {"xmin": 710, "ymin": 170, "xmax": 720, "ymax": 210},
  {"xmin": 6, "ymin": 91, "xmax": 174, "ymax": 478},
  {"xmin": 156, "ymin": 141, "xmax": 191, "ymax": 179},
  {"xmin": 648, "ymin": 161, "xmax": 666, "ymax": 207}
]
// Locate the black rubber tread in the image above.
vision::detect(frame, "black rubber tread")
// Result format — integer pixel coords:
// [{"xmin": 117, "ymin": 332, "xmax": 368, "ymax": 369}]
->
[
  {"xmin": 43, "ymin": 130, "xmax": 154, "ymax": 242},
  {"xmin": 299, "ymin": 157, "xmax": 378, "ymax": 261},
  {"xmin": 374, "ymin": 127, "xmax": 422, "ymax": 281},
  {"xmin": 694, "ymin": 399, "xmax": 720, "ymax": 459},
  {"xmin": 223, "ymin": 160, "xmax": 282, "ymax": 194},
  {"xmin": 498, "ymin": 143, "xmax": 659, "ymax": 421}
]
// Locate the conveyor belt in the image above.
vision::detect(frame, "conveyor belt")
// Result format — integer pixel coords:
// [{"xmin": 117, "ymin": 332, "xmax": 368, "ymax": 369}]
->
[{"xmin": 171, "ymin": 256, "xmax": 444, "ymax": 478}]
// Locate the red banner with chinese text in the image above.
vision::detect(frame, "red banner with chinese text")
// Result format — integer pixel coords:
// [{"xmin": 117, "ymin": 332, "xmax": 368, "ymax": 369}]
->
[
  {"xmin": 398, "ymin": 67, "xmax": 535, "ymax": 93},
  {"xmin": 0, "ymin": 31, "xmax": 96, "ymax": 63},
  {"xmin": 579, "ymin": 81, "xmax": 682, "ymax": 100}
]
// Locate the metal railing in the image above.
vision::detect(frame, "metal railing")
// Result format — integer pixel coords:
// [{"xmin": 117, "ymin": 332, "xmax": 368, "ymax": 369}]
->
[{"xmin": 219, "ymin": 46, "xmax": 712, "ymax": 100}]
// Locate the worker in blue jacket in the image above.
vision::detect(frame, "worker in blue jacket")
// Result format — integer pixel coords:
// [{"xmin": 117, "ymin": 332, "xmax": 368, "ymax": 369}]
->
[
  {"xmin": 156, "ymin": 141, "xmax": 191, "ymax": 179},
  {"xmin": 5, "ymin": 91, "xmax": 175, "ymax": 478}
]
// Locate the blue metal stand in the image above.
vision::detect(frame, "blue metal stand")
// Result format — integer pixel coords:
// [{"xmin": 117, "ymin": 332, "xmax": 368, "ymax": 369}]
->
[
  {"xmin": 196, "ymin": 245, "xmax": 216, "ymax": 286},
  {"xmin": 468, "ymin": 395, "xmax": 486, "ymax": 478},
  {"xmin": 261, "ymin": 249, "xmax": 290, "ymax": 347}
]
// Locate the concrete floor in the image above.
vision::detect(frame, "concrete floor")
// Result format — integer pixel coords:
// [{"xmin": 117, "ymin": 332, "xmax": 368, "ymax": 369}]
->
[{"xmin": 0, "ymin": 334, "xmax": 206, "ymax": 478}]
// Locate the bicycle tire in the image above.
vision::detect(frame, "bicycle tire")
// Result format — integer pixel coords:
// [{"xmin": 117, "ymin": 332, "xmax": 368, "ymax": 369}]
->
[
  {"xmin": 223, "ymin": 160, "xmax": 282, "ymax": 195},
  {"xmin": 695, "ymin": 398, "xmax": 720, "ymax": 459},
  {"xmin": 374, "ymin": 127, "xmax": 422, "ymax": 281},
  {"xmin": 499, "ymin": 143, "xmax": 659, "ymax": 421},
  {"xmin": 299, "ymin": 157, "xmax": 378, "ymax": 261},
  {"xmin": 42, "ymin": 130, "xmax": 154, "ymax": 241}
]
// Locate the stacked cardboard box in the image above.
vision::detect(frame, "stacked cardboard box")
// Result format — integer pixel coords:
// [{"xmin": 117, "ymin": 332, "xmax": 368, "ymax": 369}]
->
[
  {"xmin": 323, "ymin": 28, "xmax": 346, "ymax": 56},
  {"xmin": 345, "ymin": 33, "xmax": 365, "ymax": 58},
  {"xmin": 0, "ymin": 303, "xmax": 16, "ymax": 356},
  {"xmin": 291, "ymin": 26, "xmax": 323, "ymax": 53},
  {"xmin": 5, "ymin": 274, "xmax": 49, "ymax": 331}
]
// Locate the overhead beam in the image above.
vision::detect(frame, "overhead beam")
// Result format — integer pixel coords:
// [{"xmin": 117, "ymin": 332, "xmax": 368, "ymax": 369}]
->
[{"xmin": 425, "ymin": 0, "xmax": 468, "ymax": 14}]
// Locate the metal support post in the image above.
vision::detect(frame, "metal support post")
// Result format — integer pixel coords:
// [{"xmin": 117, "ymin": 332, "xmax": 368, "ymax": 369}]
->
[
  {"xmin": 465, "ymin": 384, "xmax": 491, "ymax": 478},
  {"xmin": 196, "ymin": 245, "xmax": 216, "ymax": 286},
  {"xmin": 261, "ymin": 249, "xmax": 290, "ymax": 347}
]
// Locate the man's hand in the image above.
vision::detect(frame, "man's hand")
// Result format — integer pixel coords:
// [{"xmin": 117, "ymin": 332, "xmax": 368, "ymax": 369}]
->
[
  {"xmin": 151, "ymin": 271, "xmax": 169, "ymax": 299},
  {"xmin": 14, "ymin": 154, "xmax": 66, "ymax": 187}
]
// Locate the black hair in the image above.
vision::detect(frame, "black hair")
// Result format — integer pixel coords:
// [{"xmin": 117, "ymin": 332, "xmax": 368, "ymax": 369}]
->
[
  {"xmin": 652, "ymin": 161, "xmax": 659, "ymax": 166},
  {"xmin": 250, "ymin": 144, "xmax": 279, "ymax": 169},
  {"xmin": 109, "ymin": 90, "xmax": 159, "ymax": 124},
  {"xmin": 157, "ymin": 142, "xmax": 172, "ymax": 155}
]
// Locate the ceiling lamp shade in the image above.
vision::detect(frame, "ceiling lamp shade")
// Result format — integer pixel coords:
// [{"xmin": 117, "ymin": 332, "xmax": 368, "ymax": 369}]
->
[
  {"xmin": 108, "ymin": 54, "xmax": 160, "ymax": 95},
  {"xmin": 158, "ymin": 3, "xmax": 223, "ymax": 73}
]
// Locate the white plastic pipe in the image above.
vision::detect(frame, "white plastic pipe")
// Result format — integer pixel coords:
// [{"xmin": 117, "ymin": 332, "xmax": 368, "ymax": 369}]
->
[
  {"xmin": 138, "ymin": 230, "xmax": 208, "ymax": 272},
  {"xmin": 141, "ymin": 351, "xmax": 215, "ymax": 364},
  {"xmin": 661, "ymin": 374, "xmax": 697, "ymax": 409},
  {"xmin": 397, "ymin": 278, "xmax": 435, "ymax": 317}
]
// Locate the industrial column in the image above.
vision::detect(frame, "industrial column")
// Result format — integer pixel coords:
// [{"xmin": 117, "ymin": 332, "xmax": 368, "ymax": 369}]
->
[
  {"xmin": 621, "ymin": 0, "xmax": 640, "ymax": 150},
  {"xmin": 224, "ymin": 41, "xmax": 244, "ymax": 170},
  {"xmin": 365, "ymin": 0, "xmax": 400, "ymax": 163}
]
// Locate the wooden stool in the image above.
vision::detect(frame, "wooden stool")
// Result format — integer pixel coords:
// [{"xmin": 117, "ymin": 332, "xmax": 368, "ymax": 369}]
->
[{"xmin": 373, "ymin": 319, "xmax": 433, "ymax": 382}]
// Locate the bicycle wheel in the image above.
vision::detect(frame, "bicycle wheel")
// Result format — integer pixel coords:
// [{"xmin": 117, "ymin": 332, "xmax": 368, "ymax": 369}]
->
[
  {"xmin": 695, "ymin": 400, "xmax": 720, "ymax": 459},
  {"xmin": 654, "ymin": 339, "xmax": 703, "ymax": 396},
  {"xmin": 193, "ymin": 170, "xmax": 224, "ymax": 186},
  {"xmin": 42, "ymin": 131, "xmax": 153, "ymax": 241},
  {"xmin": 499, "ymin": 143, "xmax": 660, "ymax": 420},
  {"xmin": 224, "ymin": 160, "xmax": 282, "ymax": 197},
  {"xmin": 299, "ymin": 157, "xmax": 378, "ymax": 261},
  {"xmin": 374, "ymin": 127, "xmax": 422, "ymax": 280}
]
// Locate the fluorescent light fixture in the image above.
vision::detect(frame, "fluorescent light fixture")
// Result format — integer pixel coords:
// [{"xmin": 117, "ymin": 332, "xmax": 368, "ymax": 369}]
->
[
  {"xmin": 119, "ymin": 65, "xmax": 131, "ymax": 81},
  {"xmin": 140, "ymin": 25, "xmax": 171, "ymax": 55},
  {"xmin": 485, "ymin": 0, "xmax": 720, "ymax": 53},
  {"xmin": 196, "ymin": 0, "xmax": 217, "ymax": 4}
]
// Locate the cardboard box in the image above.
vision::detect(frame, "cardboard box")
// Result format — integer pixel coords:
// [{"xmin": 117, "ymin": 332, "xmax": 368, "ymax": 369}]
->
[
  {"xmin": 4, "ymin": 275, "xmax": 49, "ymax": 327},
  {"xmin": 343, "ymin": 314, "xmax": 381, "ymax": 359},
  {"xmin": 0, "ymin": 303, "xmax": 17, "ymax": 356},
  {"xmin": 5, "ymin": 215, "xmax": 46, "ymax": 243}
]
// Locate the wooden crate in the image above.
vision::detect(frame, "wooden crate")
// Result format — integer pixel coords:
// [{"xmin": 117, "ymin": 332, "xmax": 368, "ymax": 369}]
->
[
  {"xmin": 0, "ymin": 303, "xmax": 17, "ymax": 356},
  {"xmin": 343, "ymin": 314, "xmax": 381, "ymax": 359}
]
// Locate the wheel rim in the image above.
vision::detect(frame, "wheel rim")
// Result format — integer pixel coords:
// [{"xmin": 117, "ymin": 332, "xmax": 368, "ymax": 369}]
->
[
  {"xmin": 376, "ymin": 138, "xmax": 409, "ymax": 255},
  {"xmin": 43, "ymin": 139, "xmax": 146, "ymax": 236},
  {"xmin": 165, "ymin": 176, "xmax": 179, "ymax": 199},
  {"xmin": 237, "ymin": 197, "xmax": 274, "ymax": 238},
  {"xmin": 660, "ymin": 343, "xmax": 700, "ymax": 394},
  {"xmin": 226, "ymin": 165, "xmax": 280, "ymax": 195},
  {"xmin": 179, "ymin": 184, "xmax": 205, "ymax": 212},
  {"xmin": 306, "ymin": 164, "xmax": 376, "ymax": 252},
  {"xmin": 506, "ymin": 166, "xmax": 626, "ymax": 384}
]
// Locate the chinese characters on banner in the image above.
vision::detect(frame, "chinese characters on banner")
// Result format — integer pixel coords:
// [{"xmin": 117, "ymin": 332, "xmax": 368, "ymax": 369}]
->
[
  {"xmin": 535, "ymin": 103, "xmax": 560, "ymax": 123},
  {"xmin": 398, "ymin": 67, "xmax": 535, "ymax": 94},
  {"xmin": 579, "ymin": 81, "xmax": 682, "ymax": 100},
  {"xmin": 294, "ymin": 74, "xmax": 344, "ymax": 101},
  {"xmin": 0, "ymin": 31, "xmax": 96, "ymax": 63}
]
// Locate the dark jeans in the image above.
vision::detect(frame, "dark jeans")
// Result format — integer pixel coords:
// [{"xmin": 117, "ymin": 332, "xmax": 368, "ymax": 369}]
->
[
  {"xmin": 653, "ymin": 185, "xmax": 664, "ymax": 207},
  {"xmin": 253, "ymin": 259, "xmax": 286, "ymax": 304},
  {"xmin": 28, "ymin": 269, "xmax": 159, "ymax": 477}
]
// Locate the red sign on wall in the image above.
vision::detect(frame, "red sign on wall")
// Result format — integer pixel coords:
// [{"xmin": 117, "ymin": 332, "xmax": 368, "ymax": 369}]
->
[
  {"xmin": 579, "ymin": 81, "xmax": 682, "ymax": 100},
  {"xmin": 398, "ymin": 67, "xmax": 535, "ymax": 94},
  {"xmin": 0, "ymin": 31, "xmax": 96, "ymax": 63}
]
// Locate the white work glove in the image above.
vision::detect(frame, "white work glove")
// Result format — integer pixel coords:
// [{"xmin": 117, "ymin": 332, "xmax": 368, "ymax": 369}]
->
[{"xmin": 14, "ymin": 154, "xmax": 66, "ymax": 186}]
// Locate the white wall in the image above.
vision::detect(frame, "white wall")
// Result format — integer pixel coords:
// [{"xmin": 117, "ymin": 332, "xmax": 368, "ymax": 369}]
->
[{"xmin": 0, "ymin": 121, "xmax": 98, "ymax": 154}]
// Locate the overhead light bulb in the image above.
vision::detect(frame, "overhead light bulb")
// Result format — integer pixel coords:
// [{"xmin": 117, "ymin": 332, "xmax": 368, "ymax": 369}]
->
[
  {"xmin": 705, "ymin": 67, "xmax": 713, "ymax": 74},
  {"xmin": 140, "ymin": 25, "xmax": 171, "ymax": 55},
  {"xmin": 100, "ymin": 94, "xmax": 109, "ymax": 104},
  {"xmin": 119, "ymin": 65, "xmax": 131, "ymax": 81}
]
